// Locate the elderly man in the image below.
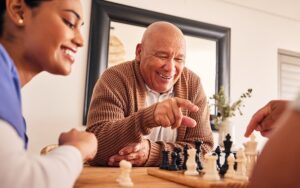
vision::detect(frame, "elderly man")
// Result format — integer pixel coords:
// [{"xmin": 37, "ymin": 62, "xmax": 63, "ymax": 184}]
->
[{"xmin": 87, "ymin": 21, "xmax": 213, "ymax": 166}]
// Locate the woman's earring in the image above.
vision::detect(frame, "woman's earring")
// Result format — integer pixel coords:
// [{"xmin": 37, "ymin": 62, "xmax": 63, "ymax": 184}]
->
[{"xmin": 18, "ymin": 19, "xmax": 24, "ymax": 24}]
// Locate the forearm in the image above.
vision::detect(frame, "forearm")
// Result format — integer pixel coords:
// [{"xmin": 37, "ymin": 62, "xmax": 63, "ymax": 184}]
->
[
  {"xmin": 0, "ymin": 121, "xmax": 82, "ymax": 188},
  {"xmin": 87, "ymin": 104, "xmax": 158, "ymax": 166}
]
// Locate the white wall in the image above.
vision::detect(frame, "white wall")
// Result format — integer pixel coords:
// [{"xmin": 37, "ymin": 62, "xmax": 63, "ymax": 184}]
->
[{"xmin": 22, "ymin": 0, "xmax": 300, "ymax": 154}]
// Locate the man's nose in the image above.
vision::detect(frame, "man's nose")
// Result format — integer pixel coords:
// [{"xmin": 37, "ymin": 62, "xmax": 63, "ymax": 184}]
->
[{"xmin": 163, "ymin": 58, "xmax": 176, "ymax": 72}]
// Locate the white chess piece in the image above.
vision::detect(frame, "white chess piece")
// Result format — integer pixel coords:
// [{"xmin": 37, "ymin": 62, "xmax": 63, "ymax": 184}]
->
[
  {"xmin": 184, "ymin": 148, "xmax": 199, "ymax": 176},
  {"xmin": 202, "ymin": 153, "xmax": 209, "ymax": 173},
  {"xmin": 117, "ymin": 160, "xmax": 133, "ymax": 187},
  {"xmin": 224, "ymin": 153, "xmax": 235, "ymax": 178},
  {"xmin": 233, "ymin": 148, "xmax": 248, "ymax": 181},
  {"xmin": 203, "ymin": 154, "xmax": 220, "ymax": 181},
  {"xmin": 243, "ymin": 133, "xmax": 258, "ymax": 177}
]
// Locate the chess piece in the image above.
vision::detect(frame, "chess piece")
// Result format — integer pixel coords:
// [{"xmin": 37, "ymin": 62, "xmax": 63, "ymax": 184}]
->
[
  {"xmin": 117, "ymin": 160, "xmax": 134, "ymax": 187},
  {"xmin": 174, "ymin": 147, "xmax": 183, "ymax": 170},
  {"xmin": 168, "ymin": 151, "xmax": 179, "ymax": 171},
  {"xmin": 214, "ymin": 146, "xmax": 221, "ymax": 169},
  {"xmin": 243, "ymin": 133, "xmax": 258, "ymax": 176},
  {"xmin": 182, "ymin": 144, "xmax": 189, "ymax": 170},
  {"xmin": 184, "ymin": 148, "xmax": 199, "ymax": 176},
  {"xmin": 160, "ymin": 150, "xmax": 170, "ymax": 170},
  {"xmin": 203, "ymin": 153, "xmax": 220, "ymax": 181},
  {"xmin": 220, "ymin": 134, "xmax": 232, "ymax": 176},
  {"xmin": 233, "ymin": 152, "xmax": 237, "ymax": 170},
  {"xmin": 195, "ymin": 140, "xmax": 203, "ymax": 171},
  {"xmin": 224, "ymin": 153, "xmax": 235, "ymax": 178},
  {"xmin": 233, "ymin": 148, "xmax": 248, "ymax": 181}
]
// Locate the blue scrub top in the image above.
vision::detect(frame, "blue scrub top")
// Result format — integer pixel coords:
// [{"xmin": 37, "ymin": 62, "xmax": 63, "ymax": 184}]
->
[{"xmin": 0, "ymin": 44, "xmax": 28, "ymax": 149}]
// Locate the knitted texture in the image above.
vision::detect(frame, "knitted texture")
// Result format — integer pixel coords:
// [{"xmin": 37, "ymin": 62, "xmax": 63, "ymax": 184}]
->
[{"xmin": 87, "ymin": 60, "xmax": 213, "ymax": 166}]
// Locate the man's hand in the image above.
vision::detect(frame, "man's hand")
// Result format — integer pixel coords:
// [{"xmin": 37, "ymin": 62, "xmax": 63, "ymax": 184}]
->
[
  {"xmin": 154, "ymin": 97, "xmax": 199, "ymax": 129},
  {"xmin": 59, "ymin": 129, "xmax": 98, "ymax": 162},
  {"xmin": 108, "ymin": 140, "xmax": 150, "ymax": 166},
  {"xmin": 244, "ymin": 100, "xmax": 288, "ymax": 137}
]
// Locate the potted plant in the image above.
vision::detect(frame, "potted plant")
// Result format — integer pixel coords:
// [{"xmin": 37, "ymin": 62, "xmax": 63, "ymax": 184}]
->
[{"xmin": 210, "ymin": 87, "xmax": 252, "ymax": 146}]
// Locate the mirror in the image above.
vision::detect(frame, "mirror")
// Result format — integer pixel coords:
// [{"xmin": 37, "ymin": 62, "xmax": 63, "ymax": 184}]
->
[{"xmin": 83, "ymin": 0, "xmax": 231, "ymax": 125}]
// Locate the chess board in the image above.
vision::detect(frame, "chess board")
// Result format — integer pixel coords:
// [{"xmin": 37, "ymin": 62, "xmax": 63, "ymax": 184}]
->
[{"xmin": 147, "ymin": 168, "xmax": 248, "ymax": 188}]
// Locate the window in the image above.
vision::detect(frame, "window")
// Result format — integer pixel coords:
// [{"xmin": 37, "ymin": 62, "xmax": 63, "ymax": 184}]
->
[{"xmin": 278, "ymin": 49, "xmax": 300, "ymax": 99}]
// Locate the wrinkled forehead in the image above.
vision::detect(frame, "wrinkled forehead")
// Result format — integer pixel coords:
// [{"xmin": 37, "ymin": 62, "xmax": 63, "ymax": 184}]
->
[{"xmin": 144, "ymin": 32, "xmax": 186, "ymax": 55}]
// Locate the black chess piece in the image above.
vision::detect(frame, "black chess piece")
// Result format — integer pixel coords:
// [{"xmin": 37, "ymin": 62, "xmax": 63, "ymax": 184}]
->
[
  {"xmin": 182, "ymin": 144, "xmax": 188, "ymax": 170},
  {"xmin": 232, "ymin": 151, "xmax": 237, "ymax": 170},
  {"xmin": 219, "ymin": 134, "xmax": 233, "ymax": 176},
  {"xmin": 195, "ymin": 140, "xmax": 203, "ymax": 171},
  {"xmin": 168, "ymin": 151, "xmax": 178, "ymax": 171},
  {"xmin": 174, "ymin": 147, "xmax": 182, "ymax": 170},
  {"xmin": 214, "ymin": 146, "xmax": 221, "ymax": 170},
  {"xmin": 160, "ymin": 150, "xmax": 170, "ymax": 170}
]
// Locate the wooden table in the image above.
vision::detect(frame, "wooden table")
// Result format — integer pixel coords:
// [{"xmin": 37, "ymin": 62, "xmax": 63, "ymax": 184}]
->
[{"xmin": 74, "ymin": 166, "xmax": 188, "ymax": 188}]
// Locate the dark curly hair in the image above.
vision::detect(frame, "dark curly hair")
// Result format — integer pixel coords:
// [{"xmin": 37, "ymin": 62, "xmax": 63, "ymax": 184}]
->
[{"xmin": 0, "ymin": 0, "xmax": 44, "ymax": 36}]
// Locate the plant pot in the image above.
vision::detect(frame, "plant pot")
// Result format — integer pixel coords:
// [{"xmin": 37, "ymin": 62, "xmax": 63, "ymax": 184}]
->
[{"xmin": 218, "ymin": 118, "xmax": 234, "ymax": 147}]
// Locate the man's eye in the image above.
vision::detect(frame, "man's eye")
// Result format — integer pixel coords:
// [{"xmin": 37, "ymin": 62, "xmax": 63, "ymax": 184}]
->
[
  {"xmin": 159, "ymin": 56, "xmax": 168, "ymax": 59},
  {"xmin": 155, "ymin": 54, "xmax": 168, "ymax": 59},
  {"xmin": 175, "ymin": 58, "xmax": 184, "ymax": 63},
  {"xmin": 63, "ymin": 19, "xmax": 75, "ymax": 30}
]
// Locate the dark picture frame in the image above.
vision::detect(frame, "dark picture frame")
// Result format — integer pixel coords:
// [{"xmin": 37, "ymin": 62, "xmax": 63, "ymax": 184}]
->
[{"xmin": 83, "ymin": 0, "xmax": 231, "ymax": 125}]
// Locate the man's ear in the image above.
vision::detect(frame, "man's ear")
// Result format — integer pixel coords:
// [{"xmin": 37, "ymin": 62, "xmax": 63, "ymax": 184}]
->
[
  {"xmin": 6, "ymin": 0, "xmax": 26, "ymax": 26},
  {"xmin": 135, "ymin": 43, "xmax": 142, "ymax": 62}
]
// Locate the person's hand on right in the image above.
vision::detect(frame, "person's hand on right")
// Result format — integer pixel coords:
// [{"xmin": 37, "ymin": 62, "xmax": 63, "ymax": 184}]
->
[
  {"xmin": 59, "ymin": 129, "xmax": 98, "ymax": 162},
  {"xmin": 244, "ymin": 100, "xmax": 289, "ymax": 137},
  {"xmin": 154, "ymin": 97, "xmax": 199, "ymax": 129}
]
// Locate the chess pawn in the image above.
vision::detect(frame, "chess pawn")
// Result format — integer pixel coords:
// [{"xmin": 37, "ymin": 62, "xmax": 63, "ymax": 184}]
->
[
  {"xmin": 182, "ymin": 144, "xmax": 189, "ymax": 170},
  {"xmin": 243, "ymin": 133, "xmax": 258, "ymax": 177},
  {"xmin": 233, "ymin": 148, "xmax": 248, "ymax": 181},
  {"xmin": 117, "ymin": 160, "xmax": 133, "ymax": 187},
  {"xmin": 168, "ymin": 151, "xmax": 179, "ymax": 171},
  {"xmin": 214, "ymin": 146, "xmax": 222, "ymax": 170},
  {"xmin": 184, "ymin": 148, "xmax": 199, "ymax": 176},
  {"xmin": 224, "ymin": 153, "xmax": 235, "ymax": 178},
  {"xmin": 194, "ymin": 140, "xmax": 203, "ymax": 171},
  {"xmin": 160, "ymin": 150, "xmax": 170, "ymax": 170},
  {"xmin": 203, "ymin": 154, "xmax": 220, "ymax": 181}
]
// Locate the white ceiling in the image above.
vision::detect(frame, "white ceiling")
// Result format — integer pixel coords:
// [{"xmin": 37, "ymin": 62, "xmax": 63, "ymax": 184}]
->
[{"xmin": 219, "ymin": 0, "xmax": 300, "ymax": 22}]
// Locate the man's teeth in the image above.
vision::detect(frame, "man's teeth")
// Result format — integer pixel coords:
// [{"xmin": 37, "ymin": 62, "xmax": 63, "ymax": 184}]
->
[{"xmin": 159, "ymin": 73, "xmax": 173, "ymax": 79}]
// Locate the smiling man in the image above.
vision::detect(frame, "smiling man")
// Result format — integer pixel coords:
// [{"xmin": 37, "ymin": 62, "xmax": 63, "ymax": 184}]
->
[{"xmin": 87, "ymin": 21, "xmax": 213, "ymax": 167}]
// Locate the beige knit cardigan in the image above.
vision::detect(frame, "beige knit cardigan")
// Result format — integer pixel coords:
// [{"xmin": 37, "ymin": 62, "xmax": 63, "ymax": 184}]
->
[{"xmin": 87, "ymin": 60, "xmax": 213, "ymax": 166}]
